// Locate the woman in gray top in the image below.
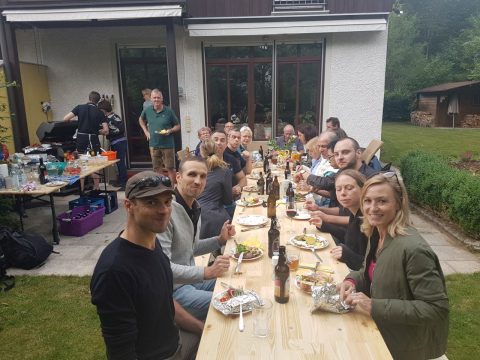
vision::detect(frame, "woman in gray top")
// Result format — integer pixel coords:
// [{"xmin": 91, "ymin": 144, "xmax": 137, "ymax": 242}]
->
[{"xmin": 198, "ymin": 139, "xmax": 233, "ymax": 238}]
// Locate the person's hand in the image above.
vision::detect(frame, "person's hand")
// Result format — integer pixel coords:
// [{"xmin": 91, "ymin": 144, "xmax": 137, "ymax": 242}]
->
[
  {"xmin": 218, "ymin": 220, "xmax": 236, "ymax": 244},
  {"xmin": 309, "ymin": 215, "xmax": 322, "ymax": 227},
  {"xmin": 145, "ymin": 130, "xmax": 151, "ymax": 141},
  {"xmin": 241, "ymin": 150, "xmax": 250, "ymax": 159},
  {"xmin": 232, "ymin": 185, "xmax": 242, "ymax": 196},
  {"xmin": 330, "ymin": 245, "xmax": 343, "ymax": 260},
  {"xmin": 345, "ymin": 292, "xmax": 372, "ymax": 316},
  {"xmin": 204, "ymin": 255, "xmax": 230, "ymax": 279},
  {"xmin": 304, "ymin": 199, "xmax": 320, "ymax": 211},
  {"xmin": 338, "ymin": 280, "xmax": 356, "ymax": 301}
]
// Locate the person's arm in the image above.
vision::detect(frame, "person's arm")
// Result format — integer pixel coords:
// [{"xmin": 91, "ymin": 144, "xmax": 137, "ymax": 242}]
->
[
  {"xmin": 167, "ymin": 124, "xmax": 181, "ymax": 134},
  {"xmin": 63, "ymin": 112, "xmax": 76, "ymax": 122},
  {"xmin": 339, "ymin": 244, "xmax": 365, "ymax": 271},
  {"xmin": 99, "ymin": 122, "xmax": 109, "ymax": 136},
  {"xmin": 91, "ymin": 270, "xmax": 138, "ymax": 360},
  {"xmin": 233, "ymin": 170, "xmax": 247, "ymax": 194},
  {"xmin": 174, "ymin": 300, "xmax": 204, "ymax": 335},
  {"xmin": 306, "ymin": 173, "xmax": 335, "ymax": 191},
  {"xmin": 138, "ymin": 112, "xmax": 150, "ymax": 141},
  {"xmin": 371, "ymin": 245, "xmax": 449, "ymax": 325},
  {"xmin": 311, "ymin": 211, "xmax": 349, "ymax": 226}
]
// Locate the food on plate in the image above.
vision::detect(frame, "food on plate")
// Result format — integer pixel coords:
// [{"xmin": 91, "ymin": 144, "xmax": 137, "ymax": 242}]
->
[
  {"xmin": 295, "ymin": 272, "xmax": 334, "ymax": 293},
  {"xmin": 234, "ymin": 242, "xmax": 263, "ymax": 259},
  {"xmin": 295, "ymin": 193, "xmax": 307, "ymax": 202},
  {"xmin": 155, "ymin": 129, "xmax": 169, "ymax": 134},
  {"xmin": 218, "ymin": 287, "xmax": 243, "ymax": 303},
  {"xmin": 294, "ymin": 234, "xmax": 318, "ymax": 246},
  {"xmin": 238, "ymin": 197, "xmax": 261, "ymax": 206},
  {"xmin": 242, "ymin": 185, "xmax": 257, "ymax": 192}
]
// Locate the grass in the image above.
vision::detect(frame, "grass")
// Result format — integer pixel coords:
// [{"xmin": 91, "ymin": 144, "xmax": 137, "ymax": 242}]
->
[
  {"xmin": 1, "ymin": 274, "xmax": 479, "ymax": 359},
  {"xmin": 381, "ymin": 122, "xmax": 480, "ymax": 165},
  {"xmin": 0, "ymin": 276, "xmax": 104, "ymax": 360}
]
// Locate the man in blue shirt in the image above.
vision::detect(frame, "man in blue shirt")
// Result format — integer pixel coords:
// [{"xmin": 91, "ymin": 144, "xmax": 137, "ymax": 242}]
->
[
  {"xmin": 275, "ymin": 124, "xmax": 304, "ymax": 151},
  {"xmin": 139, "ymin": 89, "xmax": 181, "ymax": 181}
]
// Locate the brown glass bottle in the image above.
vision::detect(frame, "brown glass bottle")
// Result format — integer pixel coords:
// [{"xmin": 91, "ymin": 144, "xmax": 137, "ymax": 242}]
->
[
  {"xmin": 286, "ymin": 182, "xmax": 295, "ymax": 208},
  {"xmin": 259, "ymin": 145, "xmax": 264, "ymax": 160},
  {"xmin": 257, "ymin": 172, "xmax": 265, "ymax": 195},
  {"xmin": 263, "ymin": 153, "xmax": 269, "ymax": 174},
  {"xmin": 272, "ymin": 176, "xmax": 280, "ymax": 201},
  {"xmin": 274, "ymin": 246, "xmax": 290, "ymax": 304},
  {"xmin": 268, "ymin": 217, "xmax": 280, "ymax": 258},
  {"xmin": 284, "ymin": 161, "xmax": 291, "ymax": 180},
  {"xmin": 265, "ymin": 170, "xmax": 272, "ymax": 194},
  {"xmin": 267, "ymin": 186, "xmax": 276, "ymax": 218}
]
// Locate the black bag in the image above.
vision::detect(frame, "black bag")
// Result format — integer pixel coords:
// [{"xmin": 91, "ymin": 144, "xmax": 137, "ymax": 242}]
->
[
  {"xmin": 0, "ymin": 246, "xmax": 15, "ymax": 292},
  {"xmin": 0, "ymin": 227, "xmax": 54, "ymax": 270}
]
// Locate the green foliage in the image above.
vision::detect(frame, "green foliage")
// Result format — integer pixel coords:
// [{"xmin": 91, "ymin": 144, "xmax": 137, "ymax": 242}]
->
[
  {"xmin": 383, "ymin": 93, "xmax": 414, "ymax": 121},
  {"xmin": 400, "ymin": 151, "xmax": 480, "ymax": 238}
]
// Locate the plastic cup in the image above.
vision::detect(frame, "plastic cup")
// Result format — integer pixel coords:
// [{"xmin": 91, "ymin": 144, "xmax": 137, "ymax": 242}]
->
[
  {"xmin": 287, "ymin": 252, "xmax": 300, "ymax": 271},
  {"xmin": 252, "ymin": 299, "xmax": 273, "ymax": 338}
]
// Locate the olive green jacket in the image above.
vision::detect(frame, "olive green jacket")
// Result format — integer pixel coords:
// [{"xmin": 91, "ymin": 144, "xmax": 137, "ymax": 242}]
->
[{"xmin": 347, "ymin": 226, "xmax": 449, "ymax": 360}]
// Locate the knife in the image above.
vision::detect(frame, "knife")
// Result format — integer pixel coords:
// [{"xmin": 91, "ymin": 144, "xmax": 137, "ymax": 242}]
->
[
  {"xmin": 241, "ymin": 225, "xmax": 266, "ymax": 232},
  {"xmin": 234, "ymin": 252, "xmax": 244, "ymax": 274}
]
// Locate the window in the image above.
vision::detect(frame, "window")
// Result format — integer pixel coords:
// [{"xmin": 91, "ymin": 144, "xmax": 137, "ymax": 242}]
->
[{"xmin": 204, "ymin": 42, "xmax": 322, "ymax": 140}]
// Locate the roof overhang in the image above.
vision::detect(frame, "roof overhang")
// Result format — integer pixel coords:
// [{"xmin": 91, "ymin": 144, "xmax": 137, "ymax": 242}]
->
[
  {"xmin": 2, "ymin": 5, "xmax": 183, "ymax": 22},
  {"xmin": 186, "ymin": 14, "xmax": 388, "ymax": 37}
]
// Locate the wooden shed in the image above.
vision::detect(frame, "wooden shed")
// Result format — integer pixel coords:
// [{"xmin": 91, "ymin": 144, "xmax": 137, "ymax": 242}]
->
[{"xmin": 412, "ymin": 80, "xmax": 480, "ymax": 128}]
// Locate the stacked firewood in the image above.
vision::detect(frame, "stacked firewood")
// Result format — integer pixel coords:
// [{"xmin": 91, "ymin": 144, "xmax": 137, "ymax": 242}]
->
[
  {"xmin": 410, "ymin": 111, "xmax": 434, "ymax": 127},
  {"xmin": 462, "ymin": 114, "xmax": 480, "ymax": 128}
]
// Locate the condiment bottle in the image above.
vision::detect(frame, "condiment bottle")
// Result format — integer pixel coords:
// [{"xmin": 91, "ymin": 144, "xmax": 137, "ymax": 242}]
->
[{"xmin": 274, "ymin": 246, "xmax": 290, "ymax": 304}]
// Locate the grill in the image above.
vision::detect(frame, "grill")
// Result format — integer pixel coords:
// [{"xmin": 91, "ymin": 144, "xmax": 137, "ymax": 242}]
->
[{"xmin": 30, "ymin": 121, "xmax": 78, "ymax": 160}]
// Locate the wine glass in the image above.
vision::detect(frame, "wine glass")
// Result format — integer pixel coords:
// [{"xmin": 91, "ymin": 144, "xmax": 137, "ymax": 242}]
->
[{"xmin": 285, "ymin": 201, "xmax": 297, "ymax": 235}]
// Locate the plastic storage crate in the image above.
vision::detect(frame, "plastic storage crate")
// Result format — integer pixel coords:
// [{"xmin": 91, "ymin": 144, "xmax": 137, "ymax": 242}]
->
[
  {"xmin": 68, "ymin": 197, "xmax": 105, "ymax": 212},
  {"xmin": 86, "ymin": 190, "xmax": 118, "ymax": 214},
  {"xmin": 57, "ymin": 205, "xmax": 105, "ymax": 236}
]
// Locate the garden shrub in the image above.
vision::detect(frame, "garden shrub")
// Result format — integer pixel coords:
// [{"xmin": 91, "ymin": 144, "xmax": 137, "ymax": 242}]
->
[{"xmin": 400, "ymin": 150, "xmax": 480, "ymax": 238}]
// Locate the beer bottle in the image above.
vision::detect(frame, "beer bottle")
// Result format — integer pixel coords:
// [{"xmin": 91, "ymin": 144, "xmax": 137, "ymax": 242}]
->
[
  {"xmin": 267, "ymin": 186, "xmax": 276, "ymax": 219},
  {"xmin": 274, "ymin": 246, "xmax": 290, "ymax": 304},
  {"xmin": 259, "ymin": 145, "xmax": 264, "ymax": 160},
  {"xmin": 257, "ymin": 172, "xmax": 265, "ymax": 195},
  {"xmin": 284, "ymin": 160, "xmax": 291, "ymax": 180},
  {"xmin": 38, "ymin": 158, "xmax": 47, "ymax": 184},
  {"xmin": 265, "ymin": 170, "xmax": 272, "ymax": 194},
  {"xmin": 268, "ymin": 217, "xmax": 280, "ymax": 258},
  {"xmin": 263, "ymin": 153, "xmax": 269, "ymax": 174},
  {"xmin": 272, "ymin": 176, "xmax": 280, "ymax": 201},
  {"xmin": 286, "ymin": 182, "xmax": 295, "ymax": 208}
]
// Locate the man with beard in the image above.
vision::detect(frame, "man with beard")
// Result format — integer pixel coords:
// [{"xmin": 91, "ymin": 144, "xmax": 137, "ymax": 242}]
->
[{"xmin": 158, "ymin": 157, "xmax": 236, "ymax": 320}]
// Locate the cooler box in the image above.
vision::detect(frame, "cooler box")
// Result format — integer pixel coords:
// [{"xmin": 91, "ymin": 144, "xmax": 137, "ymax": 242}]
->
[
  {"xmin": 68, "ymin": 196, "xmax": 105, "ymax": 212},
  {"xmin": 86, "ymin": 190, "xmax": 118, "ymax": 214},
  {"xmin": 57, "ymin": 205, "xmax": 105, "ymax": 236}
]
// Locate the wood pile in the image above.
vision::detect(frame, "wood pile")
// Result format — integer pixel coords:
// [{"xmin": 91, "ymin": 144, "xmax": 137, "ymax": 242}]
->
[
  {"xmin": 462, "ymin": 114, "xmax": 480, "ymax": 128},
  {"xmin": 410, "ymin": 111, "xmax": 434, "ymax": 127}
]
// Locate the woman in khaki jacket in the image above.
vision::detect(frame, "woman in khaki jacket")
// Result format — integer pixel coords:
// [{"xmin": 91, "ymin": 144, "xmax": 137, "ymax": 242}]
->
[{"xmin": 339, "ymin": 172, "xmax": 449, "ymax": 360}]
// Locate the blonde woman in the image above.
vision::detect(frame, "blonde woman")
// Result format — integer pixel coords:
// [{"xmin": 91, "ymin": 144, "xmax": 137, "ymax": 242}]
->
[
  {"xmin": 197, "ymin": 139, "xmax": 233, "ymax": 238},
  {"xmin": 239, "ymin": 126, "xmax": 253, "ymax": 152},
  {"xmin": 339, "ymin": 172, "xmax": 449, "ymax": 360}
]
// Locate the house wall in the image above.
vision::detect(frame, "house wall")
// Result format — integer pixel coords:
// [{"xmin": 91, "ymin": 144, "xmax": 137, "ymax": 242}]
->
[
  {"xmin": 418, "ymin": 94, "xmax": 437, "ymax": 115},
  {"xmin": 323, "ymin": 30, "xmax": 388, "ymax": 148},
  {"xmin": 19, "ymin": 62, "xmax": 51, "ymax": 145}
]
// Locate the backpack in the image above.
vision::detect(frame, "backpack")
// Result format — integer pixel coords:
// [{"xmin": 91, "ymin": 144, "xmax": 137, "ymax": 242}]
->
[{"xmin": 0, "ymin": 227, "xmax": 54, "ymax": 270}]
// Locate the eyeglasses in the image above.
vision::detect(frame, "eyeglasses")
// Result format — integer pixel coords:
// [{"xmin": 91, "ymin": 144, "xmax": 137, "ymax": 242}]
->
[
  {"xmin": 382, "ymin": 171, "xmax": 403, "ymax": 198},
  {"xmin": 126, "ymin": 175, "xmax": 172, "ymax": 199}
]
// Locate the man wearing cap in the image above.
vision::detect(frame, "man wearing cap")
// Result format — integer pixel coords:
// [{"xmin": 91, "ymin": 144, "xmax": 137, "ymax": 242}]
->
[
  {"xmin": 157, "ymin": 157, "xmax": 235, "ymax": 321},
  {"xmin": 91, "ymin": 171, "xmax": 203, "ymax": 360}
]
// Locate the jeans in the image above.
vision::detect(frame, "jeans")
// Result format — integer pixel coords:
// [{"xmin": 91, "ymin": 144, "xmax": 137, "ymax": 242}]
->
[
  {"xmin": 111, "ymin": 140, "xmax": 128, "ymax": 186},
  {"xmin": 173, "ymin": 279, "xmax": 216, "ymax": 320}
]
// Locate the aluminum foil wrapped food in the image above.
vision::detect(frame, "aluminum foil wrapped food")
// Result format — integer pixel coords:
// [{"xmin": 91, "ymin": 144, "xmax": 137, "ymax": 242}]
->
[
  {"xmin": 212, "ymin": 289, "xmax": 264, "ymax": 316},
  {"xmin": 310, "ymin": 283, "xmax": 351, "ymax": 314}
]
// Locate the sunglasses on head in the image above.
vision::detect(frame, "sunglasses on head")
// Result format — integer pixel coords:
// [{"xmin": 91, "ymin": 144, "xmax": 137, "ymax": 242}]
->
[
  {"xmin": 126, "ymin": 175, "xmax": 172, "ymax": 199},
  {"xmin": 382, "ymin": 171, "xmax": 403, "ymax": 197}
]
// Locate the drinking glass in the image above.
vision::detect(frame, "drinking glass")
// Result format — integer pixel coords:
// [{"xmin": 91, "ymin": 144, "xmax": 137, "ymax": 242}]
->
[
  {"xmin": 252, "ymin": 299, "xmax": 273, "ymax": 338},
  {"xmin": 285, "ymin": 201, "xmax": 297, "ymax": 235}
]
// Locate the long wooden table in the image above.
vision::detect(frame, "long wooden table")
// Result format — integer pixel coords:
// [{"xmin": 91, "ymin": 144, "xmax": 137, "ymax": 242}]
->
[
  {"xmin": 0, "ymin": 160, "xmax": 118, "ymax": 244},
  {"xmin": 196, "ymin": 172, "xmax": 392, "ymax": 359}
]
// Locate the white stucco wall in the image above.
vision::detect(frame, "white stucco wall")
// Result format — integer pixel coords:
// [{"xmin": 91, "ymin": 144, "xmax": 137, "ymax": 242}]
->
[{"xmin": 323, "ymin": 30, "xmax": 388, "ymax": 148}]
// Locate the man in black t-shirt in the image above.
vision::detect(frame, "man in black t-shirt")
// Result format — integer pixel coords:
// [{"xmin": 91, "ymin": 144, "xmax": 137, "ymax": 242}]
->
[{"xmin": 91, "ymin": 171, "xmax": 203, "ymax": 360}]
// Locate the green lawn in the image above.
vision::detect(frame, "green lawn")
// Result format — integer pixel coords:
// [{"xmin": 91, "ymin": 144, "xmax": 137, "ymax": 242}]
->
[
  {"xmin": 1, "ymin": 274, "xmax": 479, "ymax": 359},
  {"xmin": 381, "ymin": 122, "xmax": 480, "ymax": 165}
]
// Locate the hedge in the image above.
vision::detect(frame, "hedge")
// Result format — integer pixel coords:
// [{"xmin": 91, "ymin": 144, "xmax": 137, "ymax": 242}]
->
[{"xmin": 400, "ymin": 150, "xmax": 480, "ymax": 239}]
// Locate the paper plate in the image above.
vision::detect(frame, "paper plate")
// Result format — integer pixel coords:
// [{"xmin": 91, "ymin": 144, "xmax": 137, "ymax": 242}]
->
[
  {"xmin": 293, "ymin": 212, "xmax": 311, "ymax": 220},
  {"xmin": 45, "ymin": 181, "xmax": 68, "ymax": 187},
  {"xmin": 236, "ymin": 198, "xmax": 262, "ymax": 207},
  {"xmin": 236, "ymin": 215, "xmax": 269, "ymax": 227},
  {"xmin": 289, "ymin": 234, "xmax": 329, "ymax": 250}
]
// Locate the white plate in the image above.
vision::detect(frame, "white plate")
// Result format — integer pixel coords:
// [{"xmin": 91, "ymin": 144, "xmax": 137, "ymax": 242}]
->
[
  {"xmin": 236, "ymin": 198, "xmax": 262, "ymax": 207},
  {"xmin": 289, "ymin": 234, "xmax": 329, "ymax": 250},
  {"xmin": 230, "ymin": 248, "xmax": 264, "ymax": 261},
  {"xmin": 236, "ymin": 215, "xmax": 269, "ymax": 227},
  {"xmin": 45, "ymin": 181, "xmax": 68, "ymax": 187},
  {"xmin": 293, "ymin": 212, "xmax": 311, "ymax": 220}
]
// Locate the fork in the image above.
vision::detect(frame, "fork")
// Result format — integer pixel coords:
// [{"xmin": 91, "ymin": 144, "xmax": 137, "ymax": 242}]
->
[{"xmin": 311, "ymin": 248, "xmax": 323, "ymax": 263}]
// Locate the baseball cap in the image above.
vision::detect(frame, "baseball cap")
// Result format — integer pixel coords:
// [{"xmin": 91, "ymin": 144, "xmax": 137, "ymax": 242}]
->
[{"xmin": 125, "ymin": 171, "xmax": 174, "ymax": 200}]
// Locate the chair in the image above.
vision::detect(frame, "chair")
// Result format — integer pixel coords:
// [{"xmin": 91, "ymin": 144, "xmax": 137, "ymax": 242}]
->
[{"xmin": 361, "ymin": 139, "xmax": 384, "ymax": 165}]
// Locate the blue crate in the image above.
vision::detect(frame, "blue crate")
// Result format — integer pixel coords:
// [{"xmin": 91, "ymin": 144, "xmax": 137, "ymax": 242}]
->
[
  {"xmin": 86, "ymin": 190, "xmax": 118, "ymax": 214},
  {"xmin": 69, "ymin": 197, "xmax": 105, "ymax": 213}
]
